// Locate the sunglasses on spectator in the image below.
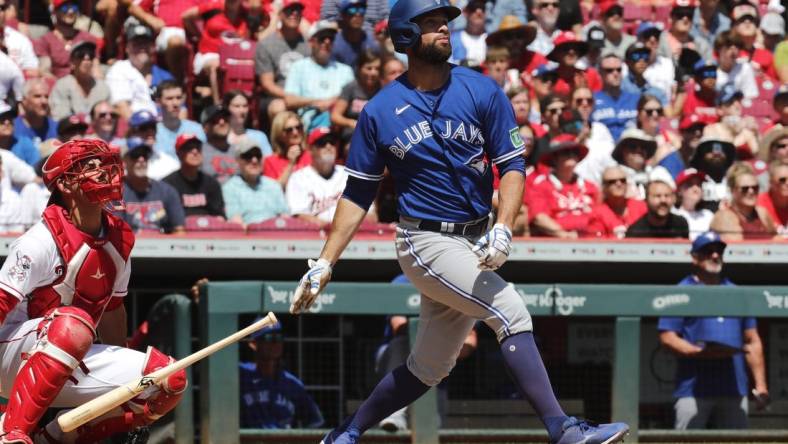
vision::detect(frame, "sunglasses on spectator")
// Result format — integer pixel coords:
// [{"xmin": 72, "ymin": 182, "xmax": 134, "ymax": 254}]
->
[
  {"xmin": 344, "ymin": 6, "xmax": 366, "ymax": 15},
  {"xmin": 603, "ymin": 177, "xmax": 627, "ymax": 186},
  {"xmin": 602, "ymin": 66, "xmax": 622, "ymax": 73},
  {"xmin": 605, "ymin": 6, "xmax": 623, "ymax": 17},
  {"xmin": 696, "ymin": 69, "xmax": 717, "ymax": 79},
  {"xmin": 209, "ymin": 116, "xmax": 228, "ymax": 125},
  {"xmin": 314, "ymin": 136, "xmax": 339, "ymax": 148},
  {"xmin": 97, "ymin": 111, "xmax": 119, "ymax": 119},
  {"xmin": 137, "ymin": 123, "xmax": 157, "ymax": 132},
  {"xmin": 71, "ymin": 51, "xmax": 94, "ymax": 61},
  {"xmin": 536, "ymin": 1, "xmax": 559, "ymax": 9},
  {"xmin": 643, "ymin": 107, "xmax": 663, "ymax": 116},
  {"xmin": 58, "ymin": 3, "xmax": 79, "ymax": 13},
  {"xmin": 776, "ymin": 177, "xmax": 788, "ymax": 184},
  {"xmin": 128, "ymin": 149, "xmax": 151, "ymax": 160},
  {"xmin": 671, "ymin": 9, "xmax": 693, "ymax": 20},
  {"xmin": 574, "ymin": 97, "xmax": 593, "ymax": 106},
  {"xmin": 546, "ymin": 106, "xmax": 565, "ymax": 114},
  {"xmin": 283, "ymin": 5, "xmax": 304, "ymax": 15},
  {"xmin": 738, "ymin": 185, "xmax": 759, "ymax": 193},
  {"xmin": 628, "ymin": 51, "xmax": 650, "ymax": 62},
  {"xmin": 283, "ymin": 124, "xmax": 303, "ymax": 133},
  {"xmin": 0, "ymin": 3, "xmax": 8, "ymax": 11},
  {"xmin": 240, "ymin": 148, "xmax": 263, "ymax": 161},
  {"xmin": 697, "ymin": 246, "xmax": 725, "ymax": 256},
  {"xmin": 0, "ymin": 118, "xmax": 13, "ymax": 125},
  {"xmin": 735, "ymin": 15, "xmax": 758, "ymax": 25}
]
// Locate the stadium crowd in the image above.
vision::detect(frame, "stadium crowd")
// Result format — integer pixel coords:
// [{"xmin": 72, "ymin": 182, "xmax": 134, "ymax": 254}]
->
[{"xmin": 0, "ymin": 0, "xmax": 787, "ymax": 239}]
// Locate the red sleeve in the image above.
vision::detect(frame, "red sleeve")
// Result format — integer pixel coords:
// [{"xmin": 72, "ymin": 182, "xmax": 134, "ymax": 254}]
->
[
  {"xmin": 585, "ymin": 206, "xmax": 608, "ymax": 238},
  {"xmin": 0, "ymin": 289, "xmax": 21, "ymax": 325}
]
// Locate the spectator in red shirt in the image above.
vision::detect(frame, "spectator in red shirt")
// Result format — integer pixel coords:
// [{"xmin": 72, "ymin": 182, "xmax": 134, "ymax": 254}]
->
[
  {"xmin": 674, "ymin": 59, "xmax": 719, "ymax": 125},
  {"xmin": 485, "ymin": 15, "xmax": 544, "ymax": 77},
  {"xmin": 587, "ymin": 165, "xmax": 647, "ymax": 238},
  {"xmin": 711, "ymin": 162, "xmax": 776, "ymax": 240},
  {"xmin": 730, "ymin": 1, "xmax": 777, "ymax": 79},
  {"xmin": 123, "ymin": 0, "xmax": 196, "ymax": 83},
  {"xmin": 547, "ymin": 31, "xmax": 602, "ymax": 97},
  {"xmin": 758, "ymin": 161, "xmax": 788, "ymax": 235},
  {"xmin": 263, "ymin": 111, "xmax": 311, "ymax": 187},
  {"xmin": 528, "ymin": 134, "xmax": 599, "ymax": 238},
  {"xmin": 182, "ymin": 0, "xmax": 263, "ymax": 102},
  {"xmin": 34, "ymin": 0, "xmax": 98, "ymax": 80}
]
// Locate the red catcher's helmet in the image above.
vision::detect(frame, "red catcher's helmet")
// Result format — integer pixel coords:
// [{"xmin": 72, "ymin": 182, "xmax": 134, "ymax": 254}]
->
[{"xmin": 41, "ymin": 139, "xmax": 123, "ymax": 206}]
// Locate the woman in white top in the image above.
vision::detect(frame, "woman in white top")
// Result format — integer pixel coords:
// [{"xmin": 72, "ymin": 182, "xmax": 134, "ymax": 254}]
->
[{"xmin": 672, "ymin": 168, "xmax": 714, "ymax": 240}]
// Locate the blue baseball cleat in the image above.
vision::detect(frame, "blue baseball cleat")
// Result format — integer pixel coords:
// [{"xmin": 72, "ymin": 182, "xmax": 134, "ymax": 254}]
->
[
  {"xmin": 553, "ymin": 417, "xmax": 630, "ymax": 444},
  {"xmin": 320, "ymin": 414, "xmax": 359, "ymax": 444}
]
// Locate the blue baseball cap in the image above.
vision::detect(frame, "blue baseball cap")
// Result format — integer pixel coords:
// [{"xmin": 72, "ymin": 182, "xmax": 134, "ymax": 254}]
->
[
  {"xmin": 636, "ymin": 21, "xmax": 662, "ymax": 39},
  {"xmin": 339, "ymin": 0, "xmax": 365, "ymax": 12},
  {"xmin": 691, "ymin": 231, "xmax": 727, "ymax": 254},
  {"xmin": 717, "ymin": 83, "xmax": 743, "ymax": 106},
  {"xmin": 121, "ymin": 136, "xmax": 153, "ymax": 158},
  {"xmin": 129, "ymin": 110, "xmax": 158, "ymax": 128},
  {"xmin": 531, "ymin": 62, "xmax": 558, "ymax": 79},
  {"xmin": 250, "ymin": 318, "xmax": 283, "ymax": 340}
]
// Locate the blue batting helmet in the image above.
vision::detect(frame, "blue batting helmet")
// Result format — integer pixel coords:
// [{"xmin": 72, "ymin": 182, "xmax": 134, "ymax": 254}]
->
[{"xmin": 388, "ymin": 0, "xmax": 461, "ymax": 53}]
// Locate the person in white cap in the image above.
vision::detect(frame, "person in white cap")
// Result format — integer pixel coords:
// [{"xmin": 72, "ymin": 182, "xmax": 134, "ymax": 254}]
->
[{"xmin": 672, "ymin": 168, "xmax": 714, "ymax": 240}]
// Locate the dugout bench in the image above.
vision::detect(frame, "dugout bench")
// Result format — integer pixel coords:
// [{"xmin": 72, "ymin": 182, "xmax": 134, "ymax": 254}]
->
[{"xmin": 195, "ymin": 282, "xmax": 788, "ymax": 444}]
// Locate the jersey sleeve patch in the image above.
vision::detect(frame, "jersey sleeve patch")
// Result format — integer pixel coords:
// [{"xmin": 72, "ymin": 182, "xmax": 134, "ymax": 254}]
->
[{"xmin": 509, "ymin": 127, "xmax": 525, "ymax": 149}]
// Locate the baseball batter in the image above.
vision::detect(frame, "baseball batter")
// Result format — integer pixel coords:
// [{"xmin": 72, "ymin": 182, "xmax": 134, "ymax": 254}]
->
[
  {"xmin": 289, "ymin": 0, "xmax": 629, "ymax": 443},
  {"xmin": 0, "ymin": 140, "xmax": 186, "ymax": 443}
]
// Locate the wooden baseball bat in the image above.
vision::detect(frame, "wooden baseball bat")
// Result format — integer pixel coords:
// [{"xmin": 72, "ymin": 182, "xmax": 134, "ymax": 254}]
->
[{"xmin": 58, "ymin": 312, "xmax": 279, "ymax": 433}]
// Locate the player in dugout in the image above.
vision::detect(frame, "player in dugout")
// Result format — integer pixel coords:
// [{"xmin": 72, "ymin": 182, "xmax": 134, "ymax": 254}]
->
[{"xmin": 0, "ymin": 139, "xmax": 186, "ymax": 443}]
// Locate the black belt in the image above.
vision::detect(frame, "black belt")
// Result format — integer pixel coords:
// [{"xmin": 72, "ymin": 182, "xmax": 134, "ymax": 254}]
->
[{"xmin": 417, "ymin": 217, "xmax": 489, "ymax": 237}]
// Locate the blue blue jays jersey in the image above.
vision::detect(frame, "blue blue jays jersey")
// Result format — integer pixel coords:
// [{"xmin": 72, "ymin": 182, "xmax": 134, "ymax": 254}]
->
[
  {"xmin": 345, "ymin": 66, "xmax": 526, "ymax": 222},
  {"xmin": 239, "ymin": 363, "xmax": 324, "ymax": 429}
]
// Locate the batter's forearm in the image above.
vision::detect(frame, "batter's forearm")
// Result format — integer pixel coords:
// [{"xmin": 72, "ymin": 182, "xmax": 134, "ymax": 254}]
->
[
  {"xmin": 496, "ymin": 171, "xmax": 525, "ymax": 229},
  {"xmin": 319, "ymin": 198, "xmax": 367, "ymax": 264}
]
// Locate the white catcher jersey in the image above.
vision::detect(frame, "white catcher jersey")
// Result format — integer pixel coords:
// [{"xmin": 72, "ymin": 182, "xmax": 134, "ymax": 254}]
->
[
  {"xmin": 286, "ymin": 166, "xmax": 348, "ymax": 223},
  {"xmin": 0, "ymin": 222, "xmax": 131, "ymax": 324}
]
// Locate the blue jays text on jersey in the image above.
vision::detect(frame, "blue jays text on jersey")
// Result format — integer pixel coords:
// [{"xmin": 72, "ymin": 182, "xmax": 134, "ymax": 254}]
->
[{"xmin": 344, "ymin": 66, "xmax": 526, "ymax": 223}]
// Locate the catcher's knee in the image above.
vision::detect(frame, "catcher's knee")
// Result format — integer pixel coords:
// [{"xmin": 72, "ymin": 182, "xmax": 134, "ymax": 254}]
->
[
  {"xmin": 34, "ymin": 307, "xmax": 96, "ymax": 367},
  {"xmin": 141, "ymin": 346, "xmax": 187, "ymax": 418}
]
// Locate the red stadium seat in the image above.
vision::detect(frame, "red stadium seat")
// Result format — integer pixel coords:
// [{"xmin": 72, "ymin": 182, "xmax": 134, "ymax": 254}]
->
[
  {"xmin": 246, "ymin": 216, "xmax": 322, "ymax": 232},
  {"xmin": 218, "ymin": 38, "xmax": 256, "ymax": 95},
  {"xmin": 653, "ymin": 5, "xmax": 671, "ymax": 28},
  {"xmin": 184, "ymin": 215, "xmax": 244, "ymax": 232}
]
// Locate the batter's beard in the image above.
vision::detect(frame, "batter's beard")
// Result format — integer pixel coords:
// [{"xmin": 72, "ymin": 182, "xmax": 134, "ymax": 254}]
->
[{"xmin": 414, "ymin": 40, "xmax": 452, "ymax": 64}]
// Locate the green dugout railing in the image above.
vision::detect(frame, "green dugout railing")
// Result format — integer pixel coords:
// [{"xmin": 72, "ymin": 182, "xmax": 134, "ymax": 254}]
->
[{"xmin": 198, "ymin": 282, "xmax": 788, "ymax": 444}]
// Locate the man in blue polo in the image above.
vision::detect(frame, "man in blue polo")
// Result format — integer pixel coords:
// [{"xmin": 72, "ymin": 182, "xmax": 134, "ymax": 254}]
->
[
  {"xmin": 658, "ymin": 231, "xmax": 768, "ymax": 429},
  {"xmin": 591, "ymin": 52, "xmax": 639, "ymax": 142}
]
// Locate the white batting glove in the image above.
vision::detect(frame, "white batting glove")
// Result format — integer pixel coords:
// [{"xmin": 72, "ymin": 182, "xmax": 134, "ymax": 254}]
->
[
  {"xmin": 290, "ymin": 258, "xmax": 333, "ymax": 314},
  {"xmin": 471, "ymin": 223, "xmax": 512, "ymax": 271}
]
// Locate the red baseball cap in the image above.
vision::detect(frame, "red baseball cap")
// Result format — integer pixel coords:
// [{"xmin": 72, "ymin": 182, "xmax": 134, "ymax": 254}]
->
[
  {"xmin": 547, "ymin": 31, "xmax": 588, "ymax": 62},
  {"xmin": 679, "ymin": 114, "xmax": 706, "ymax": 131},
  {"xmin": 53, "ymin": 0, "xmax": 78, "ymax": 9},
  {"xmin": 675, "ymin": 168, "xmax": 706, "ymax": 188},
  {"xmin": 175, "ymin": 133, "xmax": 201, "ymax": 152},
  {"xmin": 307, "ymin": 127, "xmax": 333, "ymax": 145},
  {"xmin": 282, "ymin": 0, "xmax": 305, "ymax": 9},
  {"xmin": 598, "ymin": 0, "xmax": 622, "ymax": 17}
]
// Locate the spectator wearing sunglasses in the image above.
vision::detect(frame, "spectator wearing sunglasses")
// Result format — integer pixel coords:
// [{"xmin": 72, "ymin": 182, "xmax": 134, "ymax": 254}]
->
[
  {"xmin": 622, "ymin": 43, "xmax": 667, "ymax": 106},
  {"xmin": 264, "ymin": 111, "xmax": 312, "ymax": 187},
  {"xmin": 711, "ymin": 162, "xmax": 776, "ymax": 240},
  {"xmin": 88, "ymin": 101, "xmax": 124, "ymax": 146},
  {"xmin": 635, "ymin": 22, "xmax": 675, "ymax": 105},
  {"xmin": 120, "ymin": 138, "xmax": 186, "ymax": 234},
  {"xmin": 449, "ymin": 0, "xmax": 488, "ymax": 68},
  {"xmin": 598, "ymin": 1, "xmax": 635, "ymax": 61},
  {"xmin": 286, "ymin": 127, "xmax": 349, "ymax": 226},
  {"xmin": 730, "ymin": 1, "xmax": 776, "ymax": 79},
  {"xmin": 126, "ymin": 109, "xmax": 181, "ymax": 180},
  {"xmin": 756, "ymin": 126, "xmax": 788, "ymax": 191},
  {"xmin": 758, "ymin": 161, "xmax": 788, "ymax": 235},
  {"xmin": 636, "ymin": 94, "xmax": 679, "ymax": 164},
  {"xmin": 50, "ymin": 41, "xmax": 110, "ymax": 121},
  {"xmin": 690, "ymin": 0, "xmax": 731, "ymax": 51},
  {"xmin": 533, "ymin": 94, "xmax": 567, "ymax": 157},
  {"xmin": 587, "ymin": 165, "xmax": 647, "ymax": 238},
  {"xmin": 658, "ymin": 0, "xmax": 712, "ymax": 63},
  {"xmin": 659, "ymin": 114, "xmax": 707, "ymax": 179},
  {"xmin": 527, "ymin": 0, "xmax": 561, "ymax": 56},
  {"xmin": 591, "ymin": 52, "xmax": 639, "ymax": 142},
  {"xmin": 223, "ymin": 138, "xmax": 288, "ymax": 226},
  {"xmin": 714, "ymin": 31, "xmax": 757, "ymax": 100},
  {"xmin": 331, "ymin": 0, "xmax": 380, "ymax": 68},
  {"xmin": 34, "ymin": 0, "xmax": 98, "ymax": 80},
  {"xmin": 572, "ymin": 86, "xmax": 616, "ymax": 186},
  {"xmin": 674, "ymin": 59, "xmax": 720, "ymax": 125},
  {"xmin": 200, "ymin": 105, "xmax": 238, "ymax": 184},
  {"xmin": 690, "ymin": 124, "xmax": 737, "ymax": 212},
  {"xmin": 715, "ymin": 84, "xmax": 758, "ymax": 159}
]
